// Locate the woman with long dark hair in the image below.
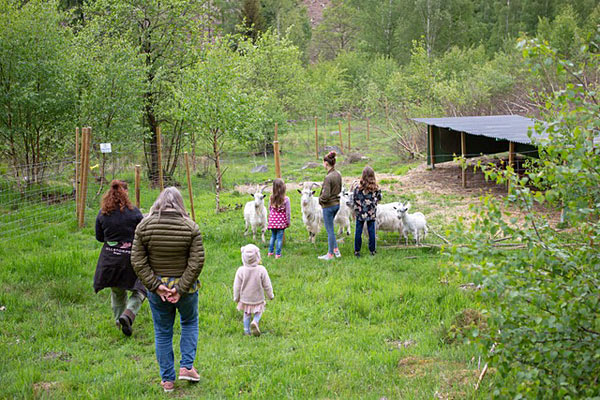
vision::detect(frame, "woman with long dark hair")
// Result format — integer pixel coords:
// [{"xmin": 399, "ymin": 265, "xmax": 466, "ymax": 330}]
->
[
  {"xmin": 318, "ymin": 151, "xmax": 343, "ymax": 260},
  {"xmin": 132, "ymin": 187, "xmax": 205, "ymax": 392},
  {"xmin": 352, "ymin": 166, "xmax": 381, "ymax": 257},
  {"xmin": 94, "ymin": 180, "xmax": 145, "ymax": 337}
]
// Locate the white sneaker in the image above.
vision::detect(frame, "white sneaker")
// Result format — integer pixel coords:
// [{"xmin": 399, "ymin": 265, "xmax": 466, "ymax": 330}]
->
[
  {"xmin": 318, "ymin": 253, "xmax": 334, "ymax": 260},
  {"xmin": 333, "ymin": 249, "xmax": 341, "ymax": 258}
]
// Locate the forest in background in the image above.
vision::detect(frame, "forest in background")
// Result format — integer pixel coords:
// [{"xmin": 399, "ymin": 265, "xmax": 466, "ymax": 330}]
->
[{"xmin": 1, "ymin": 0, "xmax": 599, "ymax": 184}]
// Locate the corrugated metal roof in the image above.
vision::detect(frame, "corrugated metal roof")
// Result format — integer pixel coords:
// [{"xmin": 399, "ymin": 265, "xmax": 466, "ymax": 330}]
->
[{"xmin": 412, "ymin": 115, "xmax": 546, "ymax": 145}]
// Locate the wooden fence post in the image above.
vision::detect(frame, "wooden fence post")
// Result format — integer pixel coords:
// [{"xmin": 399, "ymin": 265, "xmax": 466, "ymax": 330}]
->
[
  {"xmin": 75, "ymin": 127, "xmax": 80, "ymax": 217},
  {"xmin": 135, "ymin": 165, "xmax": 141, "ymax": 209},
  {"xmin": 461, "ymin": 132, "xmax": 467, "ymax": 188},
  {"xmin": 184, "ymin": 152, "xmax": 196, "ymax": 221},
  {"xmin": 314, "ymin": 117, "xmax": 319, "ymax": 159},
  {"xmin": 157, "ymin": 125, "xmax": 164, "ymax": 191},
  {"xmin": 428, "ymin": 125, "xmax": 435, "ymax": 169},
  {"xmin": 347, "ymin": 112, "xmax": 351, "ymax": 152},
  {"xmin": 338, "ymin": 121, "xmax": 344, "ymax": 154},
  {"xmin": 274, "ymin": 123, "xmax": 281, "ymax": 179},
  {"xmin": 78, "ymin": 127, "xmax": 91, "ymax": 228}
]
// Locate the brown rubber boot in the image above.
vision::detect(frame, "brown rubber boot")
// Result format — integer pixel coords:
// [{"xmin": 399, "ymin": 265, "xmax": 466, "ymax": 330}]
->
[{"xmin": 118, "ymin": 309, "xmax": 135, "ymax": 337}]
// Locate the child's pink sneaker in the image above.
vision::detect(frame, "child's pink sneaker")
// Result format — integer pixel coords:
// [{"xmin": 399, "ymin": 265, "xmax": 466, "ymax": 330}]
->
[
  {"xmin": 267, "ymin": 252, "xmax": 274, "ymax": 257},
  {"xmin": 275, "ymin": 254, "xmax": 281, "ymax": 259}
]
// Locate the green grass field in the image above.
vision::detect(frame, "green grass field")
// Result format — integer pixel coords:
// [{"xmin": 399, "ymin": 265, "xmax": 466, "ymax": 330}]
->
[{"xmin": 0, "ymin": 121, "xmax": 495, "ymax": 399}]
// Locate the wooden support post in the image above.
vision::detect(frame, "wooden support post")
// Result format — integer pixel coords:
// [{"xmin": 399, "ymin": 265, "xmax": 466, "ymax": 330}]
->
[
  {"xmin": 134, "ymin": 165, "xmax": 141, "ymax": 209},
  {"xmin": 75, "ymin": 127, "xmax": 80, "ymax": 217},
  {"xmin": 78, "ymin": 127, "xmax": 91, "ymax": 228},
  {"xmin": 347, "ymin": 112, "xmax": 351, "ymax": 152},
  {"xmin": 461, "ymin": 131, "xmax": 467, "ymax": 188},
  {"xmin": 274, "ymin": 123, "xmax": 281, "ymax": 179},
  {"xmin": 184, "ymin": 153, "xmax": 196, "ymax": 221},
  {"xmin": 428, "ymin": 125, "xmax": 435, "ymax": 169},
  {"xmin": 338, "ymin": 121, "xmax": 344, "ymax": 154},
  {"xmin": 314, "ymin": 116, "xmax": 319, "ymax": 159},
  {"xmin": 508, "ymin": 141, "xmax": 515, "ymax": 192},
  {"xmin": 157, "ymin": 125, "xmax": 164, "ymax": 191},
  {"xmin": 367, "ymin": 117, "xmax": 370, "ymax": 141}
]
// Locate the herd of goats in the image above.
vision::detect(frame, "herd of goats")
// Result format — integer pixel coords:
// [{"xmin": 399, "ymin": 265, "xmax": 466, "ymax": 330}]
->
[{"xmin": 243, "ymin": 182, "xmax": 429, "ymax": 246}]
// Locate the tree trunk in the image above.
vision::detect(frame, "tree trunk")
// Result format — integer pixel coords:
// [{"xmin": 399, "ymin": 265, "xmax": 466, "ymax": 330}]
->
[{"xmin": 212, "ymin": 129, "xmax": 222, "ymax": 213}]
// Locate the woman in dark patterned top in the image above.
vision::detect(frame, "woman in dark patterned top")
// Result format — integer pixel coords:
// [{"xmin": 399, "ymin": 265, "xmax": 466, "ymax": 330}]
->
[{"xmin": 352, "ymin": 166, "xmax": 381, "ymax": 257}]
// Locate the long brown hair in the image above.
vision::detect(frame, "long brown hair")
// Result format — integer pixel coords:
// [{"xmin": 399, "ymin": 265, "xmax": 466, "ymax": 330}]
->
[
  {"xmin": 359, "ymin": 166, "xmax": 379, "ymax": 192},
  {"xmin": 100, "ymin": 180, "xmax": 133, "ymax": 215},
  {"xmin": 269, "ymin": 178, "xmax": 286, "ymax": 209}
]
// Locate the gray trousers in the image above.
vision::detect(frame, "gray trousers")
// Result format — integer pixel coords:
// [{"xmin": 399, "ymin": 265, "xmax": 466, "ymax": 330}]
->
[{"xmin": 110, "ymin": 288, "xmax": 145, "ymax": 323}]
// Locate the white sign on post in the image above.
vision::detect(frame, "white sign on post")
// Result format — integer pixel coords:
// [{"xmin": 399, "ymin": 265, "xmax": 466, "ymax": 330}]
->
[{"xmin": 100, "ymin": 143, "xmax": 112, "ymax": 153}]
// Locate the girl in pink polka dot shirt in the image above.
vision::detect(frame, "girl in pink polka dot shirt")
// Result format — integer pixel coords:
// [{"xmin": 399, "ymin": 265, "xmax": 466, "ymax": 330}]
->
[{"xmin": 267, "ymin": 178, "xmax": 291, "ymax": 259}]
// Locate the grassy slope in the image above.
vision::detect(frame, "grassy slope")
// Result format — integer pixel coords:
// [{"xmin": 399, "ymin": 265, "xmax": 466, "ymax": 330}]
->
[{"xmin": 0, "ymin": 120, "xmax": 493, "ymax": 399}]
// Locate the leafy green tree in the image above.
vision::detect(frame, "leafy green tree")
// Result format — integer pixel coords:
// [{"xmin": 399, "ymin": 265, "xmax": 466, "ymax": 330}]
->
[
  {"xmin": 0, "ymin": 0, "xmax": 76, "ymax": 183},
  {"xmin": 262, "ymin": 0, "xmax": 312, "ymax": 61},
  {"xmin": 176, "ymin": 39, "xmax": 260, "ymax": 212},
  {"xmin": 447, "ymin": 38, "xmax": 600, "ymax": 397},
  {"xmin": 311, "ymin": 0, "xmax": 360, "ymax": 60},
  {"xmin": 241, "ymin": 0, "xmax": 265, "ymax": 41},
  {"xmin": 83, "ymin": 0, "xmax": 208, "ymax": 186}
]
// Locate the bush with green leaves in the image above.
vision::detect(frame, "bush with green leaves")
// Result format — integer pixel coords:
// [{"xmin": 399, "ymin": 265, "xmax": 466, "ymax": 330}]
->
[{"xmin": 447, "ymin": 37, "xmax": 600, "ymax": 398}]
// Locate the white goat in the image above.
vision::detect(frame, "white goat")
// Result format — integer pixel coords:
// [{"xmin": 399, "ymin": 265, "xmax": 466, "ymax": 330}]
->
[
  {"xmin": 243, "ymin": 186, "xmax": 268, "ymax": 243},
  {"xmin": 297, "ymin": 183, "xmax": 322, "ymax": 243},
  {"xmin": 345, "ymin": 181, "xmax": 404, "ymax": 244},
  {"xmin": 394, "ymin": 202, "xmax": 428, "ymax": 245},
  {"xmin": 335, "ymin": 187, "xmax": 352, "ymax": 236}
]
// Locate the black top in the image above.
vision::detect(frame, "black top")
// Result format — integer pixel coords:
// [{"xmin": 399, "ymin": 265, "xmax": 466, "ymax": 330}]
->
[{"xmin": 95, "ymin": 207, "xmax": 144, "ymax": 243}]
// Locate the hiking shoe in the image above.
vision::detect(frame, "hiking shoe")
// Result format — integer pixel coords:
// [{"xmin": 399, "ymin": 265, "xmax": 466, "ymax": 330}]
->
[
  {"xmin": 318, "ymin": 253, "xmax": 334, "ymax": 260},
  {"xmin": 250, "ymin": 320, "xmax": 261, "ymax": 337},
  {"xmin": 333, "ymin": 248, "xmax": 341, "ymax": 258},
  {"xmin": 370, "ymin": 250, "xmax": 377, "ymax": 256},
  {"xmin": 275, "ymin": 254, "xmax": 281, "ymax": 259},
  {"xmin": 243, "ymin": 330, "xmax": 251, "ymax": 336},
  {"xmin": 354, "ymin": 251, "xmax": 361, "ymax": 258},
  {"xmin": 118, "ymin": 309, "xmax": 135, "ymax": 337},
  {"xmin": 267, "ymin": 252, "xmax": 274, "ymax": 257},
  {"xmin": 160, "ymin": 381, "xmax": 175, "ymax": 393},
  {"xmin": 178, "ymin": 367, "xmax": 200, "ymax": 382}
]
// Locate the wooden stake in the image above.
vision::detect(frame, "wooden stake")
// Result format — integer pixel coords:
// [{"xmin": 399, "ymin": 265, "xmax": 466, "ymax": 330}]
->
[
  {"xmin": 338, "ymin": 121, "xmax": 344, "ymax": 154},
  {"xmin": 461, "ymin": 131, "xmax": 467, "ymax": 188},
  {"xmin": 184, "ymin": 153, "xmax": 196, "ymax": 221},
  {"xmin": 274, "ymin": 123, "xmax": 281, "ymax": 179},
  {"xmin": 314, "ymin": 117, "xmax": 319, "ymax": 159},
  {"xmin": 134, "ymin": 165, "xmax": 141, "ymax": 209},
  {"xmin": 428, "ymin": 125, "xmax": 435, "ymax": 169},
  {"xmin": 75, "ymin": 127, "xmax": 80, "ymax": 217},
  {"xmin": 78, "ymin": 127, "xmax": 91, "ymax": 228},
  {"xmin": 157, "ymin": 125, "xmax": 164, "ymax": 191},
  {"xmin": 367, "ymin": 117, "xmax": 370, "ymax": 141},
  {"xmin": 347, "ymin": 112, "xmax": 351, "ymax": 152}
]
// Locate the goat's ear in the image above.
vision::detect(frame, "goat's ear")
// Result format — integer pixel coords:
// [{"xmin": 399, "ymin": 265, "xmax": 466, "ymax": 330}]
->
[
  {"xmin": 393, "ymin": 206, "xmax": 398, "ymax": 210},
  {"xmin": 311, "ymin": 190, "xmax": 316, "ymax": 195},
  {"xmin": 250, "ymin": 194, "xmax": 256, "ymax": 198},
  {"xmin": 297, "ymin": 189, "xmax": 302, "ymax": 194}
]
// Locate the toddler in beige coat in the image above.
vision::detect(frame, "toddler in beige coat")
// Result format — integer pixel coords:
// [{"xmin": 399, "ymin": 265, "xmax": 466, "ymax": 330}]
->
[{"xmin": 233, "ymin": 244, "xmax": 274, "ymax": 336}]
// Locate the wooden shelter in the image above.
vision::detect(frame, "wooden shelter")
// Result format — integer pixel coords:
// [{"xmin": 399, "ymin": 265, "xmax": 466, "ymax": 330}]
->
[{"xmin": 413, "ymin": 115, "xmax": 546, "ymax": 187}]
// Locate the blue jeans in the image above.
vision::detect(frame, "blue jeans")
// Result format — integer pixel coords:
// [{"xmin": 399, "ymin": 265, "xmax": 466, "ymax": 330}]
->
[
  {"xmin": 148, "ymin": 290, "xmax": 199, "ymax": 382},
  {"xmin": 355, "ymin": 219, "xmax": 376, "ymax": 253},
  {"xmin": 269, "ymin": 228, "xmax": 285, "ymax": 256},
  {"xmin": 322, "ymin": 204, "xmax": 340, "ymax": 254}
]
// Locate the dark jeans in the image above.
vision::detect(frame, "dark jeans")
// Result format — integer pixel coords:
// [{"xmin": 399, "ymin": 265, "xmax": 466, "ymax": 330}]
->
[
  {"xmin": 322, "ymin": 204, "xmax": 340, "ymax": 254},
  {"xmin": 354, "ymin": 219, "xmax": 376, "ymax": 253},
  {"xmin": 269, "ymin": 228, "xmax": 285, "ymax": 256},
  {"xmin": 148, "ymin": 290, "xmax": 199, "ymax": 382}
]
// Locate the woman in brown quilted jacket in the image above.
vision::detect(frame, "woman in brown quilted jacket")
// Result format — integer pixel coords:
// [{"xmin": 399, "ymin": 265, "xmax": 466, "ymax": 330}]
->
[{"xmin": 131, "ymin": 187, "xmax": 204, "ymax": 393}]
